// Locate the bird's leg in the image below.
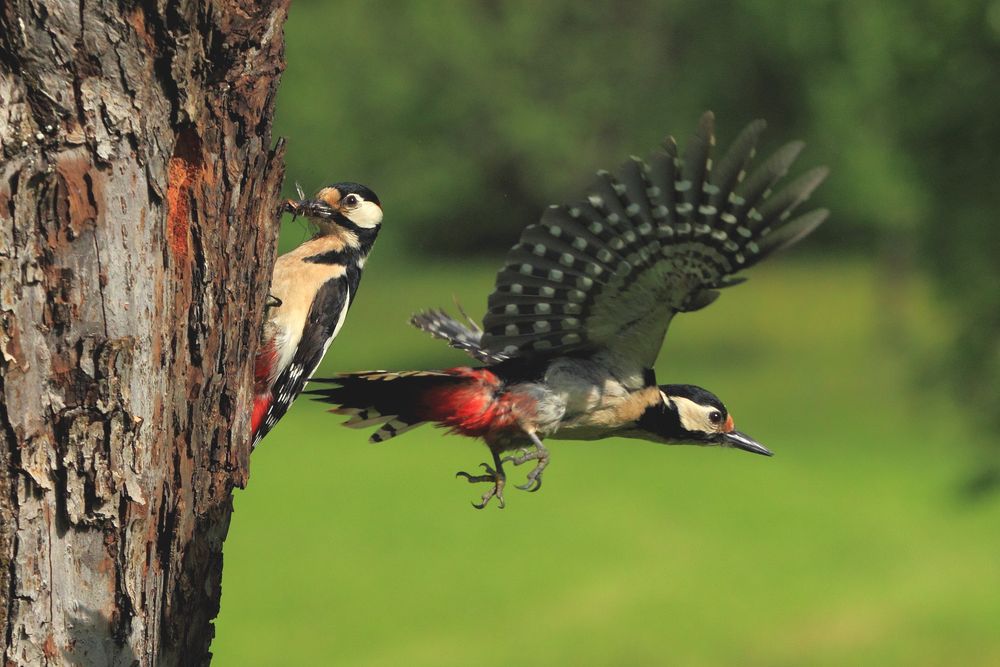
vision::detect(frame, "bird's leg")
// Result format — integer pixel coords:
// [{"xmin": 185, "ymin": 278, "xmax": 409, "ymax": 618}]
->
[
  {"xmin": 455, "ymin": 449, "xmax": 506, "ymax": 509},
  {"xmin": 502, "ymin": 430, "xmax": 550, "ymax": 492}
]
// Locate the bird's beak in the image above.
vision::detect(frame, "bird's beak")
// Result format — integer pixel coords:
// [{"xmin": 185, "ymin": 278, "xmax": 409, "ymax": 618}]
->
[
  {"xmin": 282, "ymin": 198, "xmax": 337, "ymax": 220},
  {"xmin": 721, "ymin": 430, "xmax": 773, "ymax": 456}
]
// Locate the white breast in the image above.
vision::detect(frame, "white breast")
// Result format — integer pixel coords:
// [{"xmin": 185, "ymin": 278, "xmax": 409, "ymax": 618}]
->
[{"xmin": 266, "ymin": 250, "xmax": 348, "ymax": 388}]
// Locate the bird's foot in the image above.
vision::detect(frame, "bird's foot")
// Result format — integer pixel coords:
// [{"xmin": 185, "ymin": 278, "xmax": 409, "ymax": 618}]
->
[
  {"xmin": 502, "ymin": 439, "xmax": 550, "ymax": 493},
  {"xmin": 455, "ymin": 462, "xmax": 506, "ymax": 509}
]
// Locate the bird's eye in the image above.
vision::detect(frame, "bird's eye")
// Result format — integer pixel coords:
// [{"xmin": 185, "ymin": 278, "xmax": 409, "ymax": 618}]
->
[
  {"xmin": 709, "ymin": 411, "xmax": 723, "ymax": 425},
  {"xmin": 343, "ymin": 194, "xmax": 360, "ymax": 207}
]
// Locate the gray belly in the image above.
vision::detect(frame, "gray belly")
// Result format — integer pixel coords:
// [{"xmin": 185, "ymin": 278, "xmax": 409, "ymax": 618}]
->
[{"xmin": 532, "ymin": 355, "xmax": 640, "ymax": 437}]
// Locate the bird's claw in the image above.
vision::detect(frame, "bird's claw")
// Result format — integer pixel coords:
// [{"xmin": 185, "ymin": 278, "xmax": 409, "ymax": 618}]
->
[
  {"xmin": 516, "ymin": 471, "xmax": 543, "ymax": 493},
  {"xmin": 454, "ymin": 462, "xmax": 496, "ymax": 483},
  {"xmin": 502, "ymin": 442, "xmax": 550, "ymax": 493},
  {"xmin": 501, "ymin": 448, "xmax": 530, "ymax": 465},
  {"xmin": 456, "ymin": 462, "xmax": 505, "ymax": 509}
]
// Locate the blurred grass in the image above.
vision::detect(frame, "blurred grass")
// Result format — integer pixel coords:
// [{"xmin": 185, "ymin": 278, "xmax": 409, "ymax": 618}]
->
[{"xmin": 213, "ymin": 257, "xmax": 1000, "ymax": 666}]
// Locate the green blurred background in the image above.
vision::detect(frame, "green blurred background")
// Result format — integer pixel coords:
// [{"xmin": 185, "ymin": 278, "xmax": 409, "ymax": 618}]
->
[{"xmin": 213, "ymin": 2, "xmax": 1000, "ymax": 664}]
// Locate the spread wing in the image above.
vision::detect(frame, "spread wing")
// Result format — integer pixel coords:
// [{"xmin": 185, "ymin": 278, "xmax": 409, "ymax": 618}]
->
[{"xmin": 477, "ymin": 111, "xmax": 828, "ymax": 368}]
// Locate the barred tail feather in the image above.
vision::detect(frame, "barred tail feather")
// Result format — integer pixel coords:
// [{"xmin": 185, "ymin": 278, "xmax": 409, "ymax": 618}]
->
[
  {"xmin": 307, "ymin": 370, "xmax": 470, "ymax": 443},
  {"xmin": 370, "ymin": 418, "xmax": 422, "ymax": 443},
  {"xmin": 333, "ymin": 406, "xmax": 391, "ymax": 428}
]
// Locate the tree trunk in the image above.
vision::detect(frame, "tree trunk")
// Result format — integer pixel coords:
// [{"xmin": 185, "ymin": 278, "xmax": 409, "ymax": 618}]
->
[{"xmin": 0, "ymin": 1, "xmax": 288, "ymax": 663}]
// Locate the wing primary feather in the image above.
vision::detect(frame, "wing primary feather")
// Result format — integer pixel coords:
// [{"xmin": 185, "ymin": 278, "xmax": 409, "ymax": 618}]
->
[
  {"xmin": 704, "ymin": 118, "xmax": 766, "ymax": 227},
  {"xmin": 680, "ymin": 111, "xmax": 715, "ymax": 229},
  {"xmin": 648, "ymin": 138, "xmax": 679, "ymax": 232},
  {"xmin": 618, "ymin": 157, "xmax": 657, "ymax": 224},
  {"xmin": 731, "ymin": 141, "xmax": 806, "ymax": 220},
  {"xmin": 758, "ymin": 208, "xmax": 829, "ymax": 258},
  {"xmin": 753, "ymin": 166, "xmax": 830, "ymax": 230}
]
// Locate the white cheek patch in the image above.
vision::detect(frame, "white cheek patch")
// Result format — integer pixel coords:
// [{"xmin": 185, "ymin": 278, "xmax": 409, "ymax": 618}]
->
[
  {"xmin": 345, "ymin": 201, "xmax": 383, "ymax": 228},
  {"xmin": 671, "ymin": 396, "xmax": 716, "ymax": 433}
]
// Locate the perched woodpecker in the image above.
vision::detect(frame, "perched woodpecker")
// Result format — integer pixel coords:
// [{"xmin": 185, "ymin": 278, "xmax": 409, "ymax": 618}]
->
[
  {"xmin": 251, "ymin": 182, "xmax": 383, "ymax": 448},
  {"xmin": 309, "ymin": 112, "xmax": 827, "ymax": 507}
]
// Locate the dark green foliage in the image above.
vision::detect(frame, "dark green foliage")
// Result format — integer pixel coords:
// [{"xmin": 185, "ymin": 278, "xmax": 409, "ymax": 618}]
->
[
  {"xmin": 277, "ymin": 0, "xmax": 848, "ymax": 253},
  {"xmin": 890, "ymin": 4, "xmax": 1000, "ymax": 438}
]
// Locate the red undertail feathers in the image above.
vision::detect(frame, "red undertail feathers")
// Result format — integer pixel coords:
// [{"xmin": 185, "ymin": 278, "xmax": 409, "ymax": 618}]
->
[
  {"xmin": 308, "ymin": 367, "xmax": 522, "ymax": 441},
  {"xmin": 251, "ymin": 394, "xmax": 271, "ymax": 437}
]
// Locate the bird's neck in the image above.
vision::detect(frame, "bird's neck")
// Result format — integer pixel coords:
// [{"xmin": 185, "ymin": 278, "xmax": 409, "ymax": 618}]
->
[
  {"xmin": 312, "ymin": 220, "xmax": 379, "ymax": 259},
  {"xmin": 634, "ymin": 394, "xmax": 688, "ymax": 442}
]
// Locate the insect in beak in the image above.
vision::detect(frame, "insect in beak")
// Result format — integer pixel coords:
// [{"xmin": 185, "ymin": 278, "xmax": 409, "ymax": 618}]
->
[{"xmin": 282, "ymin": 183, "xmax": 337, "ymax": 221}]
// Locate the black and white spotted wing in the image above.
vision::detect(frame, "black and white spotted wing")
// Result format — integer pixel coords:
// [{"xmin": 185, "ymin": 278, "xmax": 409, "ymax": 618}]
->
[
  {"xmin": 478, "ymin": 112, "xmax": 829, "ymax": 369},
  {"xmin": 253, "ymin": 278, "xmax": 349, "ymax": 448}
]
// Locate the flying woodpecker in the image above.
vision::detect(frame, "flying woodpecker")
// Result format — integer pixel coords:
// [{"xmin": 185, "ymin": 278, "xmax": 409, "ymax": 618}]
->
[
  {"xmin": 251, "ymin": 182, "xmax": 383, "ymax": 448},
  {"xmin": 309, "ymin": 113, "xmax": 827, "ymax": 507}
]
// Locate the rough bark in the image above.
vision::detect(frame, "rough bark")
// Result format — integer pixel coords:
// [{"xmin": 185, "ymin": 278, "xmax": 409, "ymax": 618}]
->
[{"xmin": 0, "ymin": 0, "xmax": 288, "ymax": 663}]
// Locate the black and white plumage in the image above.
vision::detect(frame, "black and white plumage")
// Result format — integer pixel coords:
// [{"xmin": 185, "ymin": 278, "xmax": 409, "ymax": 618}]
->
[
  {"xmin": 310, "ymin": 113, "xmax": 827, "ymax": 508},
  {"xmin": 409, "ymin": 113, "xmax": 826, "ymax": 370},
  {"xmin": 410, "ymin": 306, "xmax": 510, "ymax": 364},
  {"xmin": 251, "ymin": 182, "xmax": 383, "ymax": 448},
  {"xmin": 478, "ymin": 112, "xmax": 828, "ymax": 367}
]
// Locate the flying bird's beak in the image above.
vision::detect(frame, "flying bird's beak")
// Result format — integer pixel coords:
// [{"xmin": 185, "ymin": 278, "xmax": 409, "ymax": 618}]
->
[{"xmin": 721, "ymin": 430, "xmax": 773, "ymax": 456}]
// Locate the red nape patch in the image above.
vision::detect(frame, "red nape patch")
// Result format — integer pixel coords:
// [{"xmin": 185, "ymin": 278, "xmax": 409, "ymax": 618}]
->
[
  {"xmin": 251, "ymin": 394, "xmax": 271, "ymax": 436},
  {"xmin": 418, "ymin": 367, "xmax": 525, "ymax": 437}
]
